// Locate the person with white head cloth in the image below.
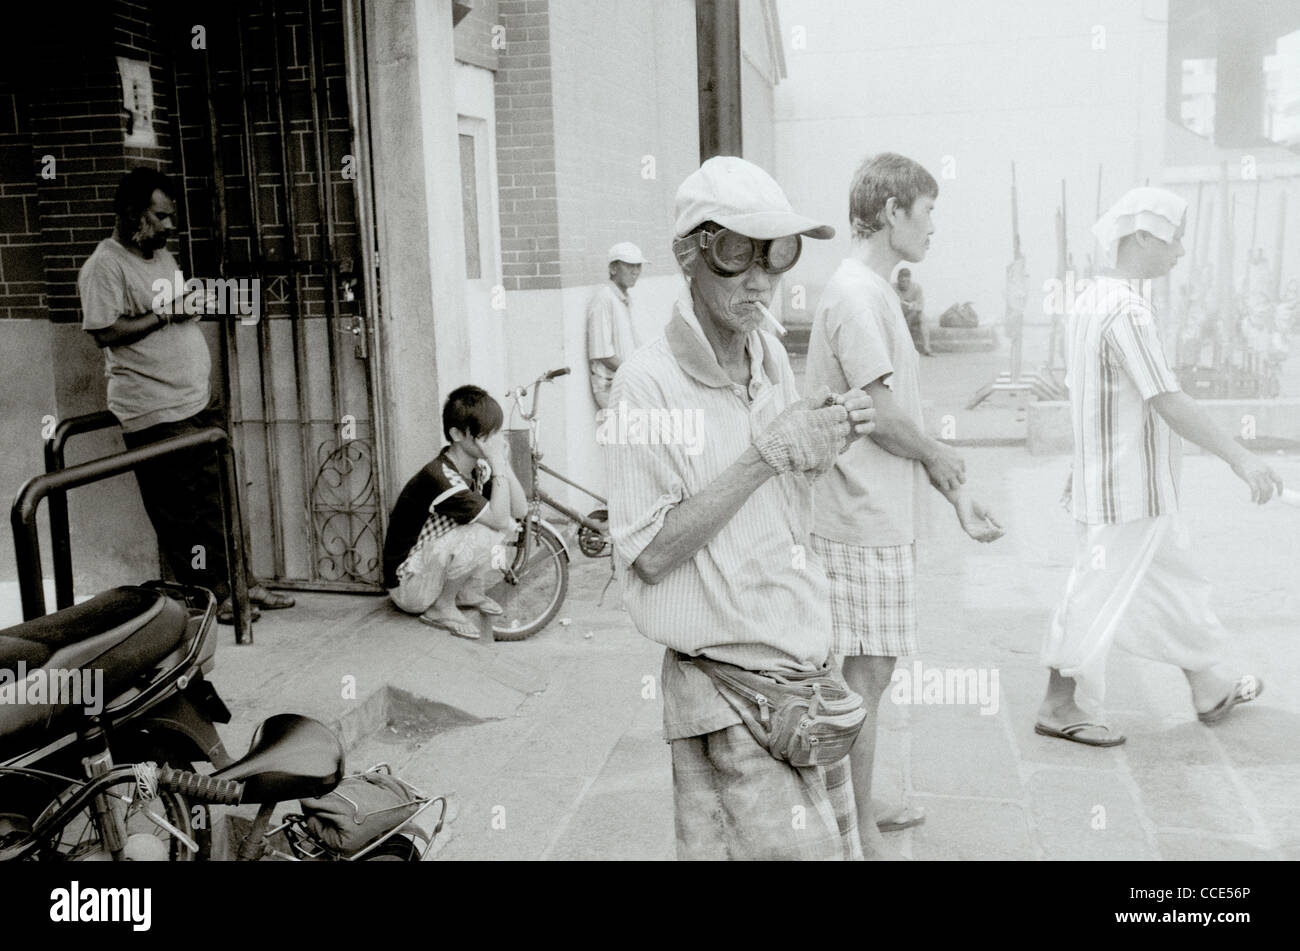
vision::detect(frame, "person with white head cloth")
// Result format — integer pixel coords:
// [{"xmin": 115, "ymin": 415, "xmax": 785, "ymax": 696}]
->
[
  {"xmin": 1036, "ymin": 186, "xmax": 1284, "ymax": 747},
  {"xmin": 605, "ymin": 156, "xmax": 877, "ymax": 860}
]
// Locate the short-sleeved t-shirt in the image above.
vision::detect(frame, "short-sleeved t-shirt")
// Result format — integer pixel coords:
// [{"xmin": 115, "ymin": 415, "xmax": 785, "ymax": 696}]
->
[
  {"xmin": 1066, "ymin": 276, "xmax": 1182, "ymax": 524},
  {"xmin": 806, "ymin": 258, "xmax": 928, "ymax": 547},
  {"xmin": 77, "ymin": 237, "xmax": 211, "ymax": 432},
  {"xmin": 382, "ymin": 447, "xmax": 494, "ymax": 588}
]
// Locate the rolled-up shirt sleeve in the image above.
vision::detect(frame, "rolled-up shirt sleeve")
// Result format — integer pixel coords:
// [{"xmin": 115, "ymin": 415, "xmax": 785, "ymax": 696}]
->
[{"xmin": 604, "ymin": 364, "xmax": 688, "ymax": 569}]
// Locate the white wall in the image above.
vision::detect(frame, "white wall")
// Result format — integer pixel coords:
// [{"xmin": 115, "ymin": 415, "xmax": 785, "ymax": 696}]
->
[
  {"xmin": 503, "ymin": 272, "xmax": 684, "ymax": 511},
  {"xmin": 773, "ymin": 0, "xmax": 1170, "ymax": 331}
]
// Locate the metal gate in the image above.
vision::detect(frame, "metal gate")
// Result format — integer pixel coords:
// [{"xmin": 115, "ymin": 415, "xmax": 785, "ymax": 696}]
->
[{"xmin": 173, "ymin": 0, "xmax": 385, "ymax": 590}]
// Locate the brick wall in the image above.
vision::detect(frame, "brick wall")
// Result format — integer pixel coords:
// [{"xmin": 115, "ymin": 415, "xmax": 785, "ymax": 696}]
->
[
  {"xmin": 1, "ymin": 0, "xmax": 176, "ymax": 326},
  {"xmin": 0, "ymin": 87, "xmax": 44, "ymax": 320},
  {"xmin": 493, "ymin": 0, "xmax": 561, "ymax": 291}
]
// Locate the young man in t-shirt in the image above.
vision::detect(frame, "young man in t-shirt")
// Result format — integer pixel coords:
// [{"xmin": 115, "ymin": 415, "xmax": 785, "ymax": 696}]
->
[
  {"xmin": 382, "ymin": 385, "xmax": 527, "ymax": 639},
  {"xmin": 805, "ymin": 152, "xmax": 1004, "ymax": 857}
]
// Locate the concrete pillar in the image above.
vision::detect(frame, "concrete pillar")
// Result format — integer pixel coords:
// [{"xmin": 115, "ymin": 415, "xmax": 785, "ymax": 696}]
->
[{"xmin": 365, "ymin": 0, "xmax": 470, "ymax": 492}]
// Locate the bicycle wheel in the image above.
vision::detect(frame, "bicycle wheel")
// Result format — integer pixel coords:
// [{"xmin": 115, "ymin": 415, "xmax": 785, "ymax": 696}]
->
[{"xmin": 488, "ymin": 520, "xmax": 569, "ymax": 641}]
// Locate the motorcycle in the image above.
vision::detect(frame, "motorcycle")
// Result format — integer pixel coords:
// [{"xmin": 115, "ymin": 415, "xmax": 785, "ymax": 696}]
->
[{"xmin": 0, "ymin": 581, "xmax": 443, "ymax": 861}]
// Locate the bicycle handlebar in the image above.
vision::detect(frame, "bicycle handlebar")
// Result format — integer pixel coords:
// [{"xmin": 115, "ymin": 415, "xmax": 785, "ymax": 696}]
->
[{"xmin": 507, "ymin": 367, "xmax": 572, "ymax": 421}]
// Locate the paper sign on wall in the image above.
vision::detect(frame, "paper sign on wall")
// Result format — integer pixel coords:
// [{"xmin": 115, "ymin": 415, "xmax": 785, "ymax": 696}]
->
[{"xmin": 116, "ymin": 56, "xmax": 157, "ymax": 148}]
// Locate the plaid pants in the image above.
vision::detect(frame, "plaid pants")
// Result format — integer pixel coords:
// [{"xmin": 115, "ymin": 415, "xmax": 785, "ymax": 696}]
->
[{"xmin": 671, "ymin": 724, "xmax": 862, "ymax": 861}]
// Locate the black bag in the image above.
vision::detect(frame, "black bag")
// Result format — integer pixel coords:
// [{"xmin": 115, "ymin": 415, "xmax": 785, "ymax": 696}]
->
[{"xmin": 939, "ymin": 302, "xmax": 980, "ymax": 328}]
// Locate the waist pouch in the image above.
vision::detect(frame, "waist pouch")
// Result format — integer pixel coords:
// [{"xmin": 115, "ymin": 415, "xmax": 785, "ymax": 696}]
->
[{"xmin": 685, "ymin": 655, "xmax": 866, "ymax": 768}]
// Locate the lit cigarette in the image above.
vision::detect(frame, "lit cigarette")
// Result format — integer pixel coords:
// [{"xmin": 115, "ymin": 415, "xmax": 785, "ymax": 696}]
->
[{"xmin": 755, "ymin": 301, "xmax": 786, "ymax": 336}]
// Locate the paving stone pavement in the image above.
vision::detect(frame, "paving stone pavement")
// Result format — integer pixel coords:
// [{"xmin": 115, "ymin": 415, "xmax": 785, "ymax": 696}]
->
[{"xmin": 202, "ymin": 448, "xmax": 1298, "ymax": 860}]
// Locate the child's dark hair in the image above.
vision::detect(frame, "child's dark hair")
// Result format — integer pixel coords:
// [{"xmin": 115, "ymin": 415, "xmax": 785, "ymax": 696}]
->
[{"xmin": 443, "ymin": 385, "xmax": 504, "ymax": 442}]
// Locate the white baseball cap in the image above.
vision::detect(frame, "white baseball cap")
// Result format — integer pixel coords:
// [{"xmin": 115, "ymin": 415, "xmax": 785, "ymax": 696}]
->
[
  {"xmin": 608, "ymin": 242, "xmax": 648, "ymax": 265},
  {"xmin": 674, "ymin": 156, "xmax": 835, "ymax": 240}
]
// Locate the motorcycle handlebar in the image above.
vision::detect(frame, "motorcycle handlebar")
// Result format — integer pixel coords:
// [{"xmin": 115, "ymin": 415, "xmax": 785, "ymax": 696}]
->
[{"xmin": 157, "ymin": 765, "xmax": 244, "ymax": 806}]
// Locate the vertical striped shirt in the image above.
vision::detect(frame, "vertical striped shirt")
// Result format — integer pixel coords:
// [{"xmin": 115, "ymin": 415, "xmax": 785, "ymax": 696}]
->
[
  {"xmin": 1066, "ymin": 276, "xmax": 1182, "ymax": 524},
  {"xmin": 606, "ymin": 292, "xmax": 833, "ymax": 678}
]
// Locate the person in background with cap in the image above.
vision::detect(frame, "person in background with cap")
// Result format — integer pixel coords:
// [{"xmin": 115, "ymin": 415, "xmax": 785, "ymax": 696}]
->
[
  {"xmin": 587, "ymin": 242, "xmax": 647, "ymax": 412},
  {"xmin": 1038, "ymin": 186, "xmax": 1282, "ymax": 747},
  {"xmin": 606, "ymin": 156, "xmax": 877, "ymax": 860}
]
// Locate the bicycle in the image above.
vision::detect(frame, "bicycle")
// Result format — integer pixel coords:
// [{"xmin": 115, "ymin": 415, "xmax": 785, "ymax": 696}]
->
[{"xmin": 484, "ymin": 367, "xmax": 613, "ymax": 640}]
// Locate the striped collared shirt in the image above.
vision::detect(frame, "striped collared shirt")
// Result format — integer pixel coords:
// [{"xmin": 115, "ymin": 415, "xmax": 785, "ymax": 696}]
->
[
  {"xmin": 605, "ymin": 292, "xmax": 833, "ymax": 737},
  {"xmin": 1066, "ymin": 276, "xmax": 1182, "ymax": 524}
]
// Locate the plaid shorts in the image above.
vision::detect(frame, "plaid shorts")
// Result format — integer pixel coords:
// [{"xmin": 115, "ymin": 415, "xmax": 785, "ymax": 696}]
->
[
  {"xmin": 670, "ymin": 723, "xmax": 862, "ymax": 861},
  {"xmin": 811, "ymin": 534, "xmax": 917, "ymax": 658}
]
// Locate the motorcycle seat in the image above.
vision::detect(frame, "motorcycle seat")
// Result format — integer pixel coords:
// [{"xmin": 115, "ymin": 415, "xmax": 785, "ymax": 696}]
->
[{"xmin": 0, "ymin": 587, "xmax": 191, "ymax": 757}]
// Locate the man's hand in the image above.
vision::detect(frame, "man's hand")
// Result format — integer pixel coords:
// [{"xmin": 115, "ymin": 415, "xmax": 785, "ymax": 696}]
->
[
  {"xmin": 1230, "ymin": 451, "xmax": 1284, "ymax": 504},
  {"xmin": 753, "ymin": 385, "xmax": 849, "ymax": 475},
  {"xmin": 924, "ymin": 443, "xmax": 967, "ymax": 492},
  {"xmin": 956, "ymin": 495, "xmax": 1005, "ymax": 543},
  {"xmin": 833, "ymin": 389, "xmax": 875, "ymax": 444}
]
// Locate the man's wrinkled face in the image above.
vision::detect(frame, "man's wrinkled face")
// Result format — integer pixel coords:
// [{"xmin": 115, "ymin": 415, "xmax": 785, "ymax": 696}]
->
[
  {"xmin": 897, "ymin": 272, "xmax": 912, "ymax": 291},
  {"xmin": 611, "ymin": 261, "xmax": 641, "ymax": 291},
  {"xmin": 135, "ymin": 190, "xmax": 176, "ymax": 254},
  {"xmin": 890, "ymin": 194, "xmax": 935, "ymax": 264},
  {"xmin": 690, "ymin": 243, "xmax": 776, "ymax": 337}
]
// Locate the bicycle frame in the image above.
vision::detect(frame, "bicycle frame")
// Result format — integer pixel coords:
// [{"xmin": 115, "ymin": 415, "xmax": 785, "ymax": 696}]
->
[{"xmin": 507, "ymin": 373, "xmax": 608, "ymax": 537}]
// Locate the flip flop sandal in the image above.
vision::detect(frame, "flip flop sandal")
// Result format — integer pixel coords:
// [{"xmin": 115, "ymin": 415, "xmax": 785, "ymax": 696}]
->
[
  {"xmin": 1197, "ymin": 676, "xmax": 1263, "ymax": 725},
  {"xmin": 456, "ymin": 595, "xmax": 503, "ymax": 616},
  {"xmin": 1034, "ymin": 721, "xmax": 1127, "ymax": 747},
  {"xmin": 250, "ymin": 588, "xmax": 295, "ymax": 610},
  {"xmin": 418, "ymin": 614, "xmax": 481, "ymax": 640},
  {"xmin": 217, "ymin": 602, "xmax": 261, "ymax": 625},
  {"xmin": 876, "ymin": 804, "xmax": 926, "ymax": 833}
]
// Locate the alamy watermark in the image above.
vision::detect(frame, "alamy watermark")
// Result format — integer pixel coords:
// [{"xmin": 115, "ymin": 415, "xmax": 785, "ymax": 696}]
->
[
  {"xmin": 595, "ymin": 401, "xmax": 705, "ymax": 456},
  {"xmin": 0, "ymin": 662, "xmax": 104, "ymax": 716},
  {"xmin": 151, "ymin": 273, "xmax": 261, "ymax": 325},
  {"xmin": 1041, "ymin": 271, "xmax": 1158, "ymax": 318},
  {"xmin": 889, "ymin": 661, "xmax": 1000, "ymax": 716}
]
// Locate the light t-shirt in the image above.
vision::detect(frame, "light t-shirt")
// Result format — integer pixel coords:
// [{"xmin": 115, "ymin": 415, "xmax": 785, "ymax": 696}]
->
[
  {"xmin": 806, "ymin": 257, "xmax": 928, "ymax": 547},
  {"xmin": 78, "ymin": 237, "xmax": 211, "ymax": 432}
]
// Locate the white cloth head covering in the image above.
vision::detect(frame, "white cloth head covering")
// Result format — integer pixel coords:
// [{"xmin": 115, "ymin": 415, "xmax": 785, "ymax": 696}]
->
[{"xmin": 1092, "ymin": 187, "xmax": 1187, "ymax": 268}]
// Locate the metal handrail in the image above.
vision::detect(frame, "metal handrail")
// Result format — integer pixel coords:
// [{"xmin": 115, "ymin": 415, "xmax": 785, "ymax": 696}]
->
[
  {"xmin": 13, "ymin": 426, "xmax": 252, "ymax": 644},
  {"xmin": 43, "ymin": 410, "xmax": 118, "ymax": 610}
]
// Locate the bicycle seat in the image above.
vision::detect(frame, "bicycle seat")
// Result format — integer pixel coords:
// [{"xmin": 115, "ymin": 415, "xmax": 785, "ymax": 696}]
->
[
  {"xmin": 212, "ymin": 714, "xmax": 345, "ymax": 803},
  {"xmin": 0, "ymin": 587, "xmax": 190, "ymax": 759}
]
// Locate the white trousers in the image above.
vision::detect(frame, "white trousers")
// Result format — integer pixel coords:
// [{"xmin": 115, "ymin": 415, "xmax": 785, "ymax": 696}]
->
[{"xmin": 1041, "ymin": 514, "xmax": 1228, "ymax": 711}]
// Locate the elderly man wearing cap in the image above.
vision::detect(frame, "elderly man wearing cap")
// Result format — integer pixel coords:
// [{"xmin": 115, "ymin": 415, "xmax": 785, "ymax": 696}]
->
[
  {"xmin": 606, "ymin": 156, "xmax": 877, "ymax": 860},
  {"xmin": 587, "ymin": 242, "xmax": 648, "ymax": 411},
  {"xmin": 1037, "ymin": 186, "xmax": 1284, "ymax": 747}
]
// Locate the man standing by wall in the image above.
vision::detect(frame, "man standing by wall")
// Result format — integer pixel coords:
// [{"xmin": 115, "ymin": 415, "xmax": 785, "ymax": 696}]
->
[
  {"xmin": 1038, "ymin": 187, "xmax": 1282, "ymax": 745},
  {"xmin": 807, "ymin": 153, "xmax": 1004, "ymax": 858},
  {"xmin": 78, "ymin": 168, "xmax": 293, "ymax": 623},
  {"xmin": 586, "ymin": 242, "xmax": 647, "ymax": 413},
  {"xmin": 607, "ymin": 157, "xmax": 876, "ymax": 859}
]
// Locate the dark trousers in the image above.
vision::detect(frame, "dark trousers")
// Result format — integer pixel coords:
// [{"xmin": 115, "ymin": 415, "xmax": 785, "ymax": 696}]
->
[{"xmin": 121, "ymin": 405, "xmax": 247, "ymax": 603}]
